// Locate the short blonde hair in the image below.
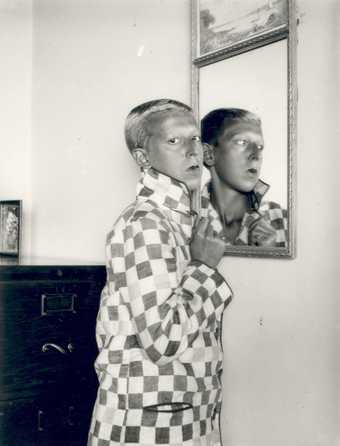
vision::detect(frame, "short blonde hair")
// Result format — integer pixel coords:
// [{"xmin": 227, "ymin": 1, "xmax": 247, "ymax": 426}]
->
[{"xmin": 124, "ymin": 99, "xmax": 193, "ymax": 153}]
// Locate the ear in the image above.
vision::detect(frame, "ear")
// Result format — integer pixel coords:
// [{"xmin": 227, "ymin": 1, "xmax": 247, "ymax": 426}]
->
[
  {"xmin": 132, "ymin": 148, "xmax": 151, "ymax": 170},
  {"xmin": 203, "ymin": 143, "xmax": 215, "ymax": 167}
]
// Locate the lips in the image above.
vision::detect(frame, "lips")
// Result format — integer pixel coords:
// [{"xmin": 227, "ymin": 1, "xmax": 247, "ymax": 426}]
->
[
  {"xmin": 187, "ymin": 165, "xmax": 200, "ymax": 172},
  {"xmin": 247, "ymin": 167, "xmax": 258, "ymax": 175}
]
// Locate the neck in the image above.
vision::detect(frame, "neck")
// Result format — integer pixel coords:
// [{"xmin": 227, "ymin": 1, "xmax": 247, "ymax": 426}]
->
[{"xmin": 210, "ymin": 167, "xmax": 248, "ymax": 224}]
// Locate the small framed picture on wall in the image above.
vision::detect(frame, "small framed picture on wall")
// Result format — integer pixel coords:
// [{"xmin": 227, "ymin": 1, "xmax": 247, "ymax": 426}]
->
[{"xmin": 0, "ymin": 200, "xmax": 22, "ymax": 257}]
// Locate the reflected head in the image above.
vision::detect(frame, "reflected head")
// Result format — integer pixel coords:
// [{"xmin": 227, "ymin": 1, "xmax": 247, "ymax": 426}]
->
[
  {"xmin": 201, "ymin": 108, "xmax": 262, "ymax": 147},
  {"xmin": 201, "ymin": 108, "xmax": 264, "ymax": 192}
]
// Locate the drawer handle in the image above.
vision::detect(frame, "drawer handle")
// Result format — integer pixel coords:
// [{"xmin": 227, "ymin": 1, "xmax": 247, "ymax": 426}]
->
[
  {"xmin": 41, "ymin": 343, "xmax": 67, "ymax": 355},
  {"xmin": 37, "ymin": 410, "xmax": 44, "ymax": 431},
  {"xmin": 67, "ymin": 343, "xmax": 75, "ymax": 353},
  {"xmin": 67, "ymin": 406, "xmax": 75, "ymax": 426},
  {"xmin": 41, "ymin": 293, "xmax": 77, "ymax": 316}
]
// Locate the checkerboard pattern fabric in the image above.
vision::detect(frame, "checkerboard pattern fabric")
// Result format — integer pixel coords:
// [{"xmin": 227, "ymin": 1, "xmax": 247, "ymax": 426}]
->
[
  {"xmin": 202, "ymin": 179, "xmax": 288, "ymax": 247},
  {"xmin": 88, "ymin": 402, "xmax": 221, "ymax": 446},
  {"xmin": 88, "ymin": 168, "xmax": 232, "ymax": 445}
]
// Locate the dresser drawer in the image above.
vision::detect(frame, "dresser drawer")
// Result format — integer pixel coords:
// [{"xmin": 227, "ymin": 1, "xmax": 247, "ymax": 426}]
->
[
  {"xmin": 0, "ymin": 395, "xmax": 93, "ymax": 446},
  {"xmin": 0, "ymin": 280, "xmax": 99, "ymax": 318},
  {"xmin": 0, "ymin": 281, "xmax": 101, "ymax": 397},
  {"xmin": 0, "ymin": 265, "xmax": 105, "ymax": 446},
  {"xmin": 0, "ymin": 398, "xmax": 37, "ymax": 446}
]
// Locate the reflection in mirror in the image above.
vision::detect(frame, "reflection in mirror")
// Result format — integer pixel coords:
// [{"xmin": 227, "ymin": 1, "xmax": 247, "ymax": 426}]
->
[
  {"xmin": 198, "ymin": 40, "xmax": 290, "ymax": 256},
  {"xmin": 192, "ymin": 27, "xmax": 296, "ymax": 258},
  {"xmin": 201, "ymin": 104, "xmax": 288, "ymax": 249}
]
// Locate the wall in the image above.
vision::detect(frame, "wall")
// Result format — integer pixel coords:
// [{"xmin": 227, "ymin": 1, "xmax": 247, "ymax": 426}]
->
[
  {"xmin": 2, "ymin": 0, "xmax": 338, "ymax": 444},
  {"xmin": 0, "ymin": 0, "xmax": 32, "ymax": 256},
  {"xmin": 220, "ymin": 1, "xmax": 340, "ymax": 446},
  {"xmin": 31, "ymin": 0, "xmax": 191, "ymax": 261}
]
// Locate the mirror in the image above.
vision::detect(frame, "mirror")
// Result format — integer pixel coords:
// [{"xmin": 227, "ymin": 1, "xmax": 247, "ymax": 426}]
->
[{"xmin": 191, "ymin": 0, "xmax": 297, "ymax": 258}]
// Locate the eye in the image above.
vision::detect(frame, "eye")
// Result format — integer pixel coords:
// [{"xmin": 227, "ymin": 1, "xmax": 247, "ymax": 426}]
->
[
  {"xmin": 257, "ymin": 144, "xmax": 264, "ymax": 151},
  {"xmin": 168, "ymin": 137, "xmax": 180, "ymax": 145},
  {"xmin": 235, "ymin": 139, "xmax": 248, "ymax": 146},
  {"xmin": 192, "ymin": 135, "xmax": 201, "ymax": 142}
]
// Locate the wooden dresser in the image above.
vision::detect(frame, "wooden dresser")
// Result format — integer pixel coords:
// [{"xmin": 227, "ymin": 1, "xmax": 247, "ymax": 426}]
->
[{"xmin": 0, "ymin": 259, "xmax": 106, "ymax": 446}]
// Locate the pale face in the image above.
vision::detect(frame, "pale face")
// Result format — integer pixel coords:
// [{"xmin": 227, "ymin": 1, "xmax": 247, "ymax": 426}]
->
[
  {"xmin": 144, "ymin": 111, "xmax": 203, "ymax": 191},
  {"xmin": 214, "ymin": 122, "xmax": 264, "ymax": 193}
]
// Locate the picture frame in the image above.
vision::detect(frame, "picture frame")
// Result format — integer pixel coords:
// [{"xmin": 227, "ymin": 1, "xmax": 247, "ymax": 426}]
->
[
  {"xmin": 192, "ymin": 0, "xmax": 289, "ymax": 63},
  {"xmin": 191, "ymin": 0, "xmax": 297, "ymax": 258},
  {"xmin": 0, "ymin": 200, "xmax": 22, "ymax": 257}
]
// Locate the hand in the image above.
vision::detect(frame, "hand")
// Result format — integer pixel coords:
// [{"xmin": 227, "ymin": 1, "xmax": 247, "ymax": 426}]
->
[
  {"xmin": 249, "ymin": 217, "xmax": 276, "ymax": 247},
  {"xmin": 190, "ymin": 218, "xmax": 225, "ymax": 269}
]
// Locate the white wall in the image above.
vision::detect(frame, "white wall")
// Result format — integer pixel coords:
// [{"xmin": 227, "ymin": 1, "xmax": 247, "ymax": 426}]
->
[
  {"xmin": 31, "ymin": 0, "xmax": 191, "ymax": 261},
  {"xmin": 0, "ymin": 0, "xmax": 32, "ymax": 256}
]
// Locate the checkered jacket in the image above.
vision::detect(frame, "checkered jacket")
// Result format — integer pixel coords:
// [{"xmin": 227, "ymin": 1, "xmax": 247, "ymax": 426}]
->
[
  {"xmin": 203, "ymin": 179, "xmax": 288, "ymax": 247},
  {"xmin": 94, "ymin": 168, "xmax": 232, "ymax": 415}
]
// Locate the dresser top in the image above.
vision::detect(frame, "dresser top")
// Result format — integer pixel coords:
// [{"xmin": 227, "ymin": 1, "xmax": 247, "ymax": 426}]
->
[
  {"xmin": 0, "ymin": 256, "xmax": 104, "ymax": 266},
  {"xmin": 0, "ymin": 256, "xmax": 105, "ymax": 280}
]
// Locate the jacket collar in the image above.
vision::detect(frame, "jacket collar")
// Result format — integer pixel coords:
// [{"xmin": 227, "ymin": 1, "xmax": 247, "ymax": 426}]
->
[
  {"xmin": 246, "ymin": 179, "xmax": 270, "ymax": 210},
  {"xmin": 202, "ymin": 178, "xmax": 271, "ymax": 244},
  {"xmin": 136, "ymin": 168, "xmax": 193, "ymax": 216},
  {"xmin": 236, "ymin": 180, "xmax": 270, "ymax": 244}
]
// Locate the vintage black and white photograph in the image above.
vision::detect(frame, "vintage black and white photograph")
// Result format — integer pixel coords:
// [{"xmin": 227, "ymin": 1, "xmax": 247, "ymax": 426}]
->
[
  {"xmin": 0, "ymin": 200, "xmax": 21, "ymax": 256},
  {"xmin": 194, "ymin": 0, "xmax": 288, "ymax": 59},
  {"xmin": 1, "ymin": 1, "xmax": 338, "ymax": 446}
]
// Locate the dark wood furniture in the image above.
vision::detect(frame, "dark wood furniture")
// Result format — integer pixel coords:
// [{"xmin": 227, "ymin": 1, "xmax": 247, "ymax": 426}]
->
[{"xmin": 0, "ymin": 259, "xmax": 106, "ymax": 446}]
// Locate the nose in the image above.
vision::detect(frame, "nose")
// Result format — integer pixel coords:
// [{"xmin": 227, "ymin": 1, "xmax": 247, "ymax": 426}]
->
[
  {"xmin": 186, "ymin": 138, "xmax": 201, "ymax": 158},
  {"xmin": 248, "ymin": 142, "xmax": 262, "ymax": 160}
]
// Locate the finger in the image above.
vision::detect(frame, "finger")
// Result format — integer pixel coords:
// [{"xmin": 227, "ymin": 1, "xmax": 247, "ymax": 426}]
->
[
  {"xmin": 206, "ymin": 224, "xmax": 214, "ymax": 239},
  {"xmin": 205, "ymin": 218, "xmax": 217, "ymax": 236},
  {"xmin": 197, "ymin": 218, "xmax": 209, "ymax": 235},
  {"xmin": 248, "ymin": 217, "xmax": 263, "ymax": 233},
  {"xmin": 250, "ymin": 232, "xmax": 261, "ymax": 246},
  {"xmin": 193, "ymin": 217, "xmax": 208, "ymax": 238},
  {"xmin": 252, "ymin": 228, "xmax": 266, "ymax": 237},
  {"xmin": 253, "ymin": 227, "xmax": 276, "ymax": 238},
  {"xmin": 253, "ymin": 233, "xmax": 276, "ymax": 246},
  {"xmin": 192, "ymin": 216, "xmax": 203, "ymax": 236}
]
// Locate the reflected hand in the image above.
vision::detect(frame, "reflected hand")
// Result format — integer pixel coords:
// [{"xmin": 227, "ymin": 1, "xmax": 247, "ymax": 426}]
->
[{"xmin": 249, "ymin": 217, "xmax": 276, "ymax": 247}]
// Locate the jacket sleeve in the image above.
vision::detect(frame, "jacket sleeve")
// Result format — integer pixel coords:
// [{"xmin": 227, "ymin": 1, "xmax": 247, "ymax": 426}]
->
[{"xmin": 111, "ymin": 215, "xmax": 232, "ymax": 366}]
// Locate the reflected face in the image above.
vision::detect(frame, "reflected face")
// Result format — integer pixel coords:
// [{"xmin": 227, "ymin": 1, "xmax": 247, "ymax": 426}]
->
[
  {"xmin": 145, "ymin": 111, "xmax": 203, "ymax": 191},
  {"xmin": 214, "ymin": 122, "xmax": 264, "ymax": 193}
]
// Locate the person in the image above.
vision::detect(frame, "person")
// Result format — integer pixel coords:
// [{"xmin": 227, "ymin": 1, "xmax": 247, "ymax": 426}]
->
[
  {"xmin": 201, "ymin": 108, "xmax": 288, "ymax": 247},
  {"xmin": 88, "ymin": 99, "xmax": 233, "ymax": 446}
]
